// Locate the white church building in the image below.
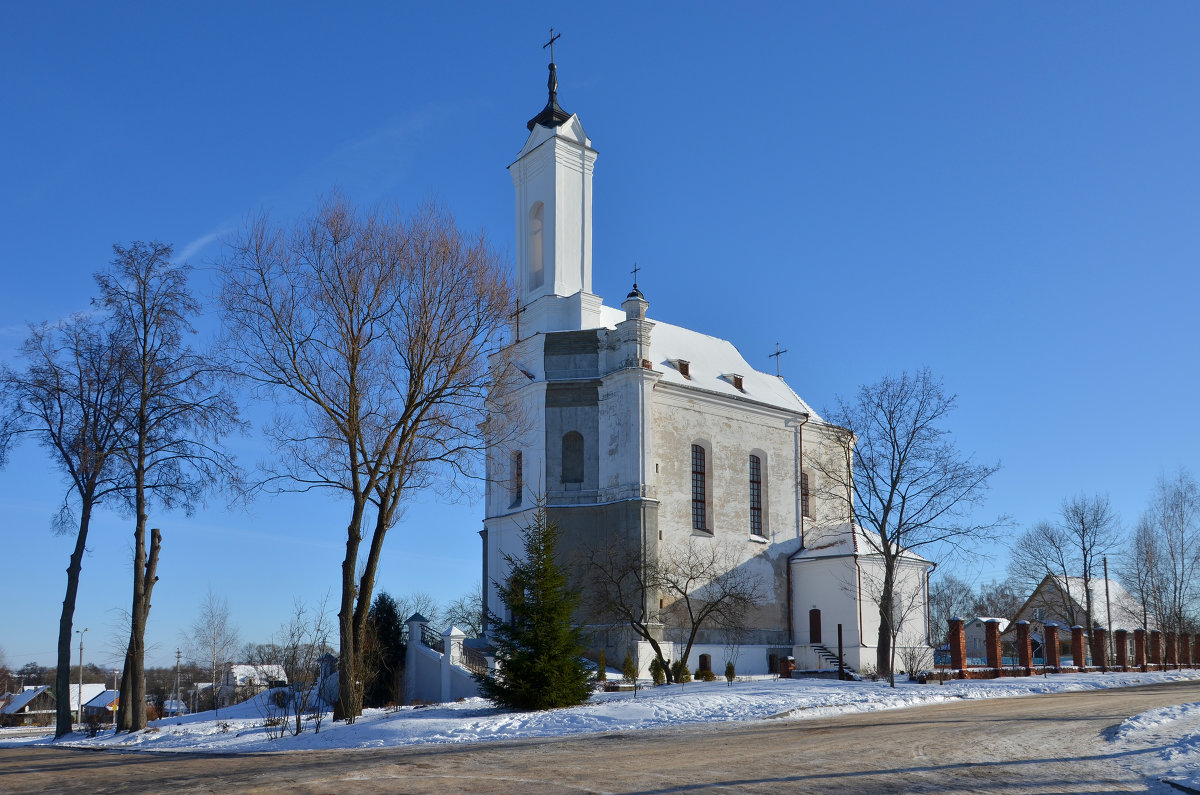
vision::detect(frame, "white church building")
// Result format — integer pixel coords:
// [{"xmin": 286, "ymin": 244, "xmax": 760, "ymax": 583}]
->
[{"xmin": 480, "ymin": 55, "xmax": 933, "ymax": 677}]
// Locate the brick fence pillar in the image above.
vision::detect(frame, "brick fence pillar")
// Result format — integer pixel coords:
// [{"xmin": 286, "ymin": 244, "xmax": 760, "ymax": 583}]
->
[
  {"xmin": 985, "ymin": 619, "xmax": 1002, "ymax": 674},
  {"xmin": 1134, "ymin": 629, "xmax": 1147, "ymax": 670},
  {"xmin": 1194, "ymin": 634, "xmax": 1200, "ymax": 668},
  {"xmin": 1182, "ymin": 633, "xmax": 1192, "ymax": 668},
  {"xmin": 949, "ymin": 618, "xmax": 967, "ymax": 672},
  {"xmin": 1016, "ymin": 621, "xmax": 1032, "ymax": 674},
  {"xmin": 1167, "ymin": 632, "xmax": 1179, "ymax": 669},
  {"xmin": 1150, "ymin": 630, "xmax": 1163, "ymax": 669},
  {"xmin": 1114, "ymin": 629, "xmax": 1129, "ymax": 671},
  {"xmin": 1092, "ymin": 627, "xmax": 1108, "ymax": 672},
  {"xmin": 1044, "ymin": 623, "xmax": 1060, "ymax": 669},
  {"xmin": 1071, "ymin": 626, "xmax": 1086, "ymax": 669}
]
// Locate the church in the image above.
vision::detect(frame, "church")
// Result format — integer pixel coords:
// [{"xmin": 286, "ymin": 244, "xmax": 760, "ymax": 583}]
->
[{"xmin": 480, "ymin": 53, "xmax": 933, "ymax": 677}]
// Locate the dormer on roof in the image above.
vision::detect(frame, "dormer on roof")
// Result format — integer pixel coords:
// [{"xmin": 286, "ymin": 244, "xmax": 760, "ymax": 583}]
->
[{"xmin": 722, "ymin": 373, "xmax": 746, "ymax": 392}]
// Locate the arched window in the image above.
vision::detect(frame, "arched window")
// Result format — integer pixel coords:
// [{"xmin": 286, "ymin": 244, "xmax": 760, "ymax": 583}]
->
[
  {"xmin": 691, "ymin": 444, "xmax": 708, "ymax": 531},
  {"xmin": 529, "ymin": 202, "xmax": 544, "ymax": 289},
  {"xmin": 698, "ymin": 653, "xmax": 712, "ymax": 673},
  {"xmin": 800, "ymin": 471, "xmax": 812, "ymax": 519},
  {"xmin": 561, "ymin": 431, "xmax": 584, "ymax": 484},
  {"xmin": 509, "ymin": 450, "xmax": 523, "ymax": 507},
  {"xmin": 749, "ymin": 455, "xmax": 764, "ymax": 536}
]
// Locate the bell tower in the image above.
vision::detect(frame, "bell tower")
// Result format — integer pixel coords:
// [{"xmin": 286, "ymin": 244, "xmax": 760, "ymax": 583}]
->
[{"xmin": 508, "ymin": 34, "xmax": 601, "ymax": 337}]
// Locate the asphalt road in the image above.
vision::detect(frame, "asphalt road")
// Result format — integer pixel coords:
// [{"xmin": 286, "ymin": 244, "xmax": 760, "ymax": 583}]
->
[{"xmin": 3, "ymin": 680, "xmax": 1198, "ymax": 794}]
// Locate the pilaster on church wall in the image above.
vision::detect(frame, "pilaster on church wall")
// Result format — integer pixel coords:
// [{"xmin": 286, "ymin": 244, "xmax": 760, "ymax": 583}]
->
[{"xmin": 597, "ymin": 367, "xmax": 659, "ymax": 500}]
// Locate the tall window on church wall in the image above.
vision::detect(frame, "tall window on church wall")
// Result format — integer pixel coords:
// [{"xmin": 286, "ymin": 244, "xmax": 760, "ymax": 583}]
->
[
  {"xmin": 561, "ymin": 431, "xmax": 584, "ymax": 484},
  {"xmin": 529, "ymin": 202, "xmax": 544, "ymax": 289},
  {"xmin": 749, "ymin": 455, "xmax": 763, "ymax": 536},
  {"xmin": 800, "ymin": 471, "xmax": 811, "ymax": 519},
  {"xmin": 510, "ymin": 450, "xmax": 523, "ymax": 507},
  {"xmin": 691, "ymin": 444, "xmax": 708, "ymax": 531}
]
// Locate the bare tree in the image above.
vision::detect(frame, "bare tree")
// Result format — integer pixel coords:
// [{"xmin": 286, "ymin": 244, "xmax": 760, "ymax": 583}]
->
[
  {"xmin": 185, "ymin": 589, "xmax": 240, "ymax": 714},
  {"xmin": 98, "ymin": 241, "xmax": 242, "ymax": 732},
  {"xmin": 252, "ymin": 597, "xmax": 334, "ymax": 737},
  {"xmin": 391, "ymin": 591, "xmax": 444, "ymax": 631},
  {"xmin": 442, "ymin": 585, "xmax": 484, "ymax": 638},
  {"xmin": 928, "ymin": 573, "xmax": 975, "ymax": 645},
  {"xmin": 1, "ymin": 316, "xmax": 131, "ymax": 737},
  {"xmin": 1118, "ymin": 518, "xmax": 1164, "ymax": 631},
  {"xmin": 809, "ymin": 368, "xmax": 1004, "ymax": 676},
  {"xmin": 971, "ymin": 579, "xmax": 1025, "ymax": 620},
  {"xmin": 219, "ymin": 196, "xmax": 512, "ymax": 722},
  {"xmin": 1008, "ymin": 495, "xmax": 1120, "ymax": 641},
  {"xmin": 1009, "ymin": 521, "xmax": 1075, "ymax": 607},
  {"xmin": 1121, "ymin": 471, "xmax": 1200, "ymax": 633},
  {"xmin": 584, "ymin": 539, "xmax": 763, "ymax": 684}
]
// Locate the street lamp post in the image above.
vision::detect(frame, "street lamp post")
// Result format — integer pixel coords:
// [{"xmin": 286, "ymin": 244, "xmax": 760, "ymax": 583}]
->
[{"xmin": 75, "ymin": 627, "xmax": 88, "ymax": 725}]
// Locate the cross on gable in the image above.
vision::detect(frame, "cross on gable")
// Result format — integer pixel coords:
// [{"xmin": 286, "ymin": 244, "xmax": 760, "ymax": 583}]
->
[
  {"xmin": 543, "ymin": 28, "xmax": 561, "ymax": 62},
  {"xmin": 769, "ymin": 342, "xmax": 788, "ymax": 377},
  {"xmin": 511, "ymin": 297, "xmax": 528, "ymax": 340}
]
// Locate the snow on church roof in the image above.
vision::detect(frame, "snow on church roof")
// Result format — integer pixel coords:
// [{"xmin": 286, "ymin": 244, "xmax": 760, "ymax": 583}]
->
[{"xmin": 595, "ymin": 303, "xmax": 823, "ymax": 421}]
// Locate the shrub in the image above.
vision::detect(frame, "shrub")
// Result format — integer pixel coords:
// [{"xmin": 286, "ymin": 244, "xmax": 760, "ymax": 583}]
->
[
  {"xmin": 725, "ymin": 661, "xmax": 736, "ymax": 685},
  {"xmin": 695, "ymin": 668, "xmax": 717, "ymax": 682},
  {"xmin": 649, "ymin": 657, "xmax": 665, "ymax": 686},
  {"xmin": 860, "ymin": 663, "xmax": 880, "ymax": 682},
  {"xmin": 670, "ymin": 660, "xmax": 692, "ymax": 684},
  {"xmin": 621, "ymin": 653, "xmax": 638, "ymax": 686},
  {"xmin": 596, "ymin": 650, "xmax": 607, "ymax": 682}
]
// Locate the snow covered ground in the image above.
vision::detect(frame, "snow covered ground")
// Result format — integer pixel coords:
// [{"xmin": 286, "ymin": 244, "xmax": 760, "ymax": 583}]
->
[{"xmin": 5, "ymin": 670, "xmax": 1200, "ymax": 789}]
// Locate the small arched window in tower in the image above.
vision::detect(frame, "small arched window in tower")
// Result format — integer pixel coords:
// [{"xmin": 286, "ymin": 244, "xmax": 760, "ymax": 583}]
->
[
  {"xmin": 800, "ymin": 471, "xmax": 812, "ymax": 519},
  {"xmin": 510, "ymin": 450, "xmax": 523, "ymax": 507},
  {"xmin": 691, "ymin": 444, "xmax": 708, "ymax": 531},
  {"xmin": 529, "ymin": 202, "xmax": 545, "ymax": 289},
  {"xmin": 561, "ymin": 431, "xmax": 584, "ymax": 484},
  {"xmin": 749, "ymin": 454, "xmax": 764, "ymax": 537}
]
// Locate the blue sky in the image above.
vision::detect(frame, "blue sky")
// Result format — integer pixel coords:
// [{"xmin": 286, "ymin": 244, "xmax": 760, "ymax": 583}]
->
[{"xmin": 2, "ymin": 3, "xmax": 1198, "ymax": 669}]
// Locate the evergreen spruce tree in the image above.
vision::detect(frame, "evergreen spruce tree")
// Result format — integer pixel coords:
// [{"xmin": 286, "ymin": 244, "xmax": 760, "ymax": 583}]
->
[{"xmin": 476, "ymin": 505, "xmax": 592, "ymax": 711}]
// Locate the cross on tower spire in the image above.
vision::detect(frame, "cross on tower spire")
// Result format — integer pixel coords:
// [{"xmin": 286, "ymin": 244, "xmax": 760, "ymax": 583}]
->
[
  {"xmin": 543, "ymin": 28, "xmax": 561, "ymax": 62},
  {"xmin": 769, "ymin": 342, "xmax": 788, "ymax": 377},
  {"xmin": 527, "ymin": 28, "xmax": 572, "ymax": 131}
]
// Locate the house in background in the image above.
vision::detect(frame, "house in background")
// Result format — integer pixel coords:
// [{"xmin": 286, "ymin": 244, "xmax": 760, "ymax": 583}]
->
[
  {"xmin": 215, "ymin": 663, "xmax": 288, "ymax": 707},
  {"xmin": 161, "ymin": 698, "xmax": 188, "ymax": 717},
  {"xmin": 82, "ymin": 690, "xmax": 119, "ymax": 723},
  {"xmin": 66, "ymin": 683, "xmax": 106, "ymax": 722},
  {"xmin": 1011, "ymin": 575, "xmax": 1154, "ymax": 664},
  {"xmin": 962, "ymin": 617, "xmax": 1010, "ymax": 665},
  {"xmin": 0, "ymin": 686, "xmax": 55, "ymax": 725}
]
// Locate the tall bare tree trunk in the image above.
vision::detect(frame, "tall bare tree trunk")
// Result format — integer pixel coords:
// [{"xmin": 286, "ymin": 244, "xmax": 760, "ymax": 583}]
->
[
  {"xmin": 54, "ymin": 503, "xmax": 92, "ymax": 738},
  {"xmin": 334, "ymin": 500, "xmax": 366, "ymax": 723},
  {"xmin": 877, "ymin": 561, "xmax": 896, "ymax": 679},
  {"xmin": 118, "ymin": 524, "xmax": 160, "ymax": 732}
]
